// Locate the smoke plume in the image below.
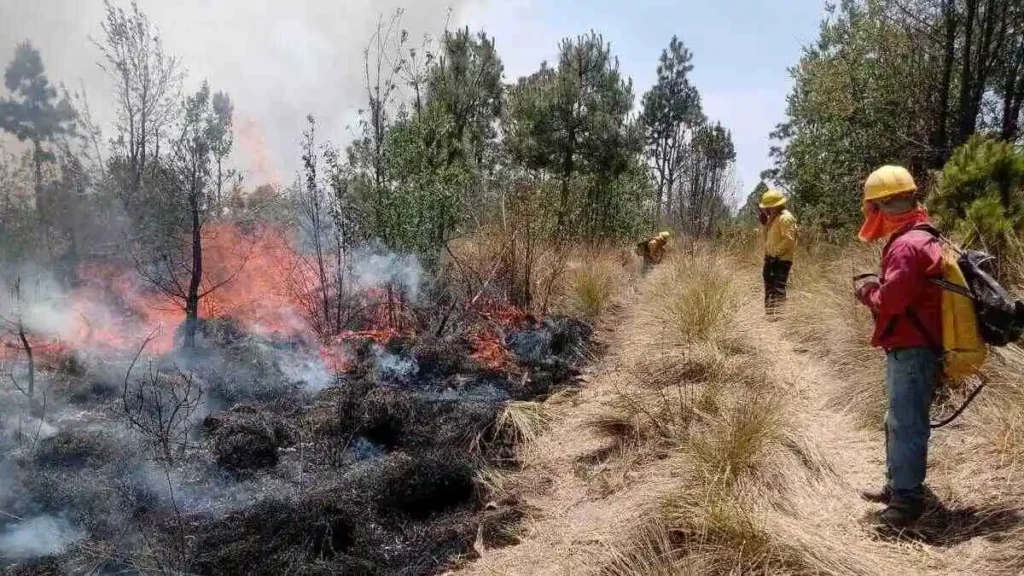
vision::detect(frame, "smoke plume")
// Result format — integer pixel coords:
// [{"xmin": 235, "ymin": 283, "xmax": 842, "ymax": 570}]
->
[
  {"xmin": 0, "ymin": 0, "xmax": 474, "ymax": 184},
  {"xmin": 0, "ymin": 515, "xmax": 83, "ymax": 560}
]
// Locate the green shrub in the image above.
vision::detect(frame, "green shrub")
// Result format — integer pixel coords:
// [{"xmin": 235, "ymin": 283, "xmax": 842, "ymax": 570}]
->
[{"xmin": 930, "ymin": 135, "xmax": 1024, "ymax": 256}]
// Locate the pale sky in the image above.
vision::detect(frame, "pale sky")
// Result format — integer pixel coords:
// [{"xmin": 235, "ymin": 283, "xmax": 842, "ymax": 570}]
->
[{"xmin": 0, "ymin": 0, "xmax": 826, "ymax": 199}]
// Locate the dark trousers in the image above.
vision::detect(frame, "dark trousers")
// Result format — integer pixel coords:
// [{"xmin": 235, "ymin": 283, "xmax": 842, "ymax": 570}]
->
[{"xmin": 763, "ymin": 256, "xmax": 792, "ymax": 313}]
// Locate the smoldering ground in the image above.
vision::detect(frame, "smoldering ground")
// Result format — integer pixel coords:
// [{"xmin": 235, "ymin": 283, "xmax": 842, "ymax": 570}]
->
[{"xmin": 0, "ymin": 249, "xmax": 593, "ymax": 573}]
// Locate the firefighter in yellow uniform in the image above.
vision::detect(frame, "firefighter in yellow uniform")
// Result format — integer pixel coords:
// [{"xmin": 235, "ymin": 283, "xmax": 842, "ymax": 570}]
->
[
  {"xmin": 759, "ymin": 189, "xmax": 797, "ymax": 315},
  {"xmin": 639, "ymin": 231, "xmax": 670, "ymax": 275}
]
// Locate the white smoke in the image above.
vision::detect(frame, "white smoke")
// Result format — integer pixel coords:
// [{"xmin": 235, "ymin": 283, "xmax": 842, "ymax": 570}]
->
[
  {"xmin": 0, "ymin": 515, "xmax": 83, "ymax": 560},
  {"xmin": 0, "ymin": 264, "xmax": 145, "ymax": 358},
  {"xmin": 350, "ymin": 247, "xmax": 424, "ymax": 303},
  {"xmin": 277, "ymin": 350, "xmax": 332, "ymax": 391},
  {"xmin": 0, "ymin": 0, "xmax": 476, "ymax": 185},
  {"xmin": 0, "ymin": 268, "xmax": 76, "ymax": 341},
  {"xmin": 372, "ymin": 345, "xmax": 418, "ymax": 382}
]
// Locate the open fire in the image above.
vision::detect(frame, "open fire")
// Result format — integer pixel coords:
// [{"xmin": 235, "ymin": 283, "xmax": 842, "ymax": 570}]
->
[
  {"xmin": 0, "ymin": 223, "xmax": 529, "ymax": 376},
  {"xmin": 0, "ymin": 220, "xmax": 594, "ymax": 574}
]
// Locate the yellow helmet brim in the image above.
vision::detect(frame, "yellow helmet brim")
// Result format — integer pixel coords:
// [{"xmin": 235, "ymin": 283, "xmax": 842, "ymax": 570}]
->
[{"xmin": 758, "ymin": 198, "xmax": 786, "ymax": 209}]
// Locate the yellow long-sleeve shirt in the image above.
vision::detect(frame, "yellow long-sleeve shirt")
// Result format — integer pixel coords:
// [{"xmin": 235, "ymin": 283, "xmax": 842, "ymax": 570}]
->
[{"xmin": 763, "ymin": 209, "xmax": 797, "ymax": 261}]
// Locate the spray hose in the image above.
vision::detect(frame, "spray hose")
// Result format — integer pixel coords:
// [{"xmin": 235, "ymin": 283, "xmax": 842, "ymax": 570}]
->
[{"xmin": 930, "ymin": 381, "xmax": 986, "ymax": 429}]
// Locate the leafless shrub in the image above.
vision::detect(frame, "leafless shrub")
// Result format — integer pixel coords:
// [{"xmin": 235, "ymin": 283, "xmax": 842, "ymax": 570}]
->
[{"xmin": 122, "ymin": 337, "xmax": 203, "ymax": 462}]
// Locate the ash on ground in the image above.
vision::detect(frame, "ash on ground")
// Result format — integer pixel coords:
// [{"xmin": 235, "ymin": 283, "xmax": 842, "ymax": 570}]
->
[{"xmin": 0, "ymin": 316, "xmax": 590, "ymax": 575}]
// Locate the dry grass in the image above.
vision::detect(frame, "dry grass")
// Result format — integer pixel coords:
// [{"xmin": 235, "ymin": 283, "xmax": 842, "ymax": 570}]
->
[
  {"xmin": 445, "ymin": 229, "xmax": 635, "ymax": 319},
  {"xmin": 585, "ymin": 249, "xmax": 828, "ymax": 574},
  {"xmin": 645, "ymin": 251, "xmax": 739, "ymax": 348},
  {"xmin": 464, "ymin": 236, "xmax": 1024, "ymax": 576},
  {"xmin": 494, "ymin": 400, "xmax": 549, "ymax": 448},
  {"xmin": 777, "ymin": 243, "xmax": 888, "ymax": 427},
  {"xmin": 560, "ymin": 252, "xmax": 630, "ymax": 322}
]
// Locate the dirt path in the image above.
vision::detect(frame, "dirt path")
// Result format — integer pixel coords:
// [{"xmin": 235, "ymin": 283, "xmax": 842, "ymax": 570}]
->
[
  {"xmin": 462, "ymin": 258, "xmax": 1019, "ymax": 575},
  {"xmin": 461, "ymin": 265, "xmax": 684, "ymax": 575}
]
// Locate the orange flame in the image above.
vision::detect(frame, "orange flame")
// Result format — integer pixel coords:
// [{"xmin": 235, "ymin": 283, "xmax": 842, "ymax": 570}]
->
[
  {"xmin": 0, "ymin": 224, "xmax": 418, "ymax": 373},
  {"xmin": 1, "ymin": 224, "xmax": 535, "ymax": 379},
  {"xmin": 467, "ymin": 296, "xmax": 529, "ymax": 371},
  {"xmin": 63, "ymin": 224, "xmax": 317, "ymax": 356}
]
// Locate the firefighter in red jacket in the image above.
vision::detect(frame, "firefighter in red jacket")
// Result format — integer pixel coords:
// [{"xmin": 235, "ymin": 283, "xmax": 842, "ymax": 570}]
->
[{"xmin": 854, "ymin": 165, "xmax": 943, "ymax": 527}]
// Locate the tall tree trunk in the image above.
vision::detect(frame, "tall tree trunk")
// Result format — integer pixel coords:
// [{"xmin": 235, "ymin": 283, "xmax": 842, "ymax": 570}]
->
[
  {"xmin": 965, "ymin": 0, "xmax": 1004, "ymax": 134},
  {"xmin": 314, "ymin": 231, "xmax": 331, "ymax": 337},
  {"xmin": 1001, "ymin": 39, "xmax": 1024, "ymax": 140},
  {"xmin": 334, "ymin": 242, "xmax": 345, "ymax": 335},
  {"xmin": 184, "ymin": 195, "xmax": 203, "ymax": 350},
  {"xmin": 931, "ymin": 0, "xmax": 957, "ymax": 166},
  {"xmin": 17, "ymin": 321, "xmax": 34, "ymax": 399},
  {"xmin": 956, "ymin": 0, "xmax": 979, "ymax": 146},
  {"xmin": 557, "ymin": 124, "xmax": 576, "ymax": 232}
]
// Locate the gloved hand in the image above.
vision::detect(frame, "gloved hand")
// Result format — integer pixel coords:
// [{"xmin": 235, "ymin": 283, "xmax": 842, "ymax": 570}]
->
[{"xmin": 853, "ymin": 273, "xmax": 879, "ymax": 305}]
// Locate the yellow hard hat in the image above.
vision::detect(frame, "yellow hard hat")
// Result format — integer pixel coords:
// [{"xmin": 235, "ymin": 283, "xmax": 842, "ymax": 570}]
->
[
  {"xmin": 759, "ymin": 189, "xmax": 786, "ymax": 209},
  {"xmin": 658, "ymin": 231, "xmax": 670, "ymax": 239},
  {"xmin": 864, "ymin": 165, "xmax": 916, "ymax": 203}
]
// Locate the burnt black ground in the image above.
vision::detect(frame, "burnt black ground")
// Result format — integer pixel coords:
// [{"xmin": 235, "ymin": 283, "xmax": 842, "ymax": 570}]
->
[{"xmin": 1, "ymin": 316, "xmax": 591, "ymax": 575}]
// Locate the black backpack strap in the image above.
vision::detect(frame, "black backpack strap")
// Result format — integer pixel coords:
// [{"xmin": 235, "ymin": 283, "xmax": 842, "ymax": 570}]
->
[{"xmin": 929, "ymin": 277, "xmax": 975, "ymax": 300}]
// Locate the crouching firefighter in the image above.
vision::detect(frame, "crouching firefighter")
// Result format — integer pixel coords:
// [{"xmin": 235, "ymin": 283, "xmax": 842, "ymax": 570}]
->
[
  {"xmin": 637, "ymin": 231, "xmax": 671, "ymax": 275},
  {"xmin": 759, "ymin": 189, "xmax": 797, "ymax": 315}
]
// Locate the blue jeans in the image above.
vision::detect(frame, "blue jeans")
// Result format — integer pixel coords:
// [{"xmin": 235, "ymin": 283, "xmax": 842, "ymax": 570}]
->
[{"xmin": 884, "ymin": 347, "xmax": 939, "ymax": 500}]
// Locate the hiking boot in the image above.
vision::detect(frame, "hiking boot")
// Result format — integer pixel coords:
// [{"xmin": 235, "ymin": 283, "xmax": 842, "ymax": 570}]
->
[
  {"xmin": 859, "ymin": 485, "xmax": 892, "ymax": 504},
  {"xmin": 878, "ymin": 496, "xmax": 924, "ymax": 528}
]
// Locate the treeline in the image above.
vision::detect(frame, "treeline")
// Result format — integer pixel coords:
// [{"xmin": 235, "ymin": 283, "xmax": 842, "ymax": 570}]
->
[
  {"xmin": 0, "ymin": 5, "xmax": 741, "ymax": 268},
  {"xmin": 299, "ymin": 13, "xmax": 739, "ymax": 266},
  {"xmin": 766, "ymin": 0, "xmax": 1024, "ymax": 249},
  {"xmin": 0, "ymin": 1, "xmax": 741, "ymax": 345}
]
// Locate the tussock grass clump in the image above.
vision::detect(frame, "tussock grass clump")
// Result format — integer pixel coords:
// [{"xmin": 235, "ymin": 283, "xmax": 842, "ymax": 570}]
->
[
  {"xmin": 626, "ymin": 346, "xmax": 728, "ymax": 389},
  {"xmin": 610, "ymin": 487, "xmax": 815, "ymax": 575},
  {"xmin": 691, "ymin": 393, "xmax": 786, "ymax": 486},
  {"xmin": 589, "ymin": 247, "xmax": 834, "ymax": 575},
  {"xmin": 660, "ymin": 492, "xmax": 781, "ymax": 573},
  {"xmin": 943, "ymin": 345, "xmax": 1024, "ymax": 499},
  {"xmin": 470, "ymin": 400, "xmax": 549, "ymax": 467},
  {"xmin": 560, "ymin": 250, "xmax": 629, "ymax": 322},
  {"xmin": 601, "ymin": 519, "xmax": 687, "ymax": 576},
  {"xmin": 589, "ymin": 382, "xmax": 710, "ymax": 449},
  {"xmin": 493, "ymin": 401, "xmax": 548, "ymax": 448},
  {"xmin": 648, "ymin": 255, "xmax": 737, "ymax": 347}
]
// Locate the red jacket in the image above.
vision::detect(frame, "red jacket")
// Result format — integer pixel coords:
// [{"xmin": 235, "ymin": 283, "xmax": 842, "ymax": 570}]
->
[{"xmin": 858, "ymin": 221, "xmax": 944, "ymax": 350}]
